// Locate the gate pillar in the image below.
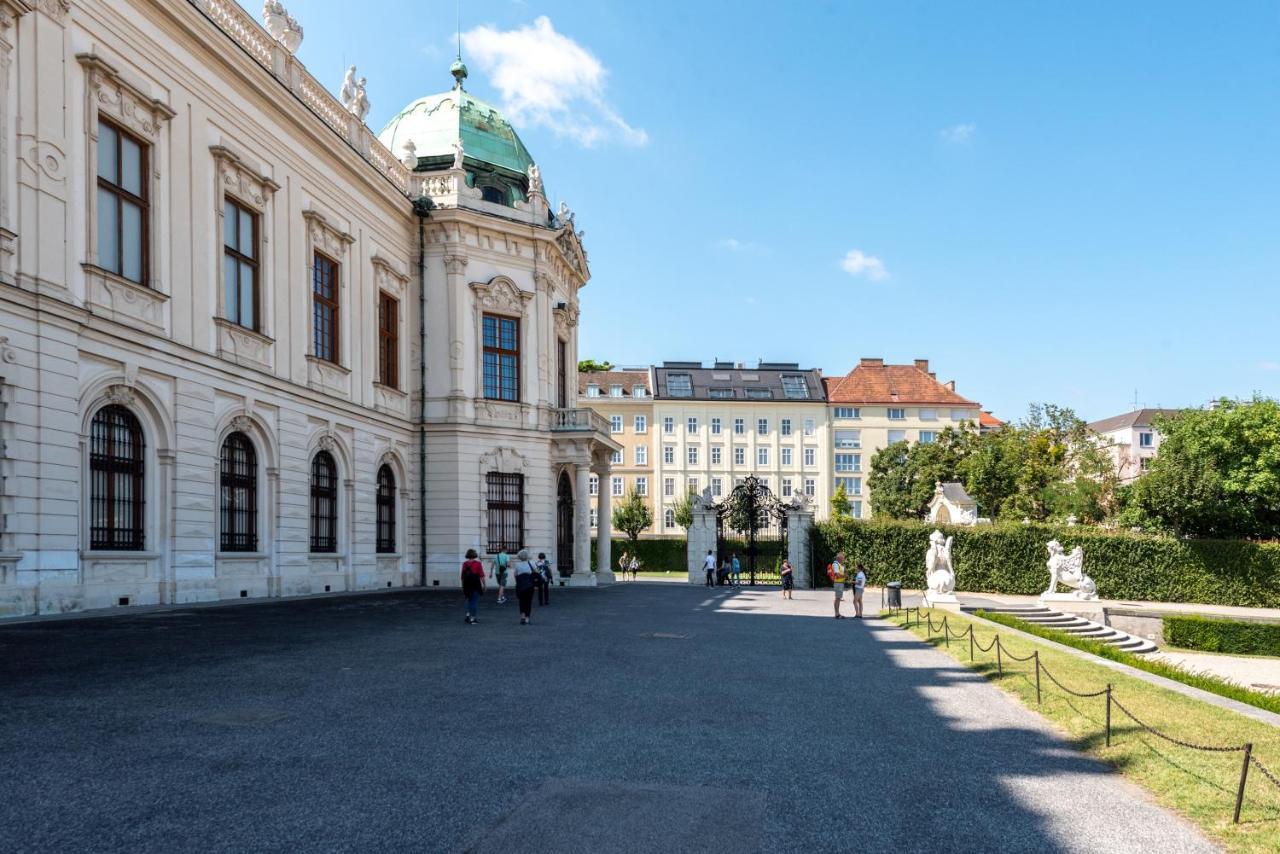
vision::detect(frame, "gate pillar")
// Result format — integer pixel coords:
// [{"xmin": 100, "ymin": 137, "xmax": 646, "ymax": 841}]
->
[
  {"xmin": 687, "ymin": 492, "xmax": 717, "ymax": 584},
  {"xmin": 785, "ymin": 501, "xmax": 815, "ymax": 589}
]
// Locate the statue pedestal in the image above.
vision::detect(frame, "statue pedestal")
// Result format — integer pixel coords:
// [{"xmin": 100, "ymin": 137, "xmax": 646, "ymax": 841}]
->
[{"xmin": 922, "ymin": 592, "xmax": 962, "ymax": 612}]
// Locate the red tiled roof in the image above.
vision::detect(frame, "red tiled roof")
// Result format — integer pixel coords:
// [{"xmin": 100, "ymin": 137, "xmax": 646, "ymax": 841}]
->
[
  {"xmin": 578, "ymin": 370, "xmax": 649, "ymax": 395},
  {"xmin": 825, "ymin": 359, "xmax": 979, "ymax": 406},
  {"xmin": 979, "ymin": 411, "xmax": 1004, "ymax": 427}
]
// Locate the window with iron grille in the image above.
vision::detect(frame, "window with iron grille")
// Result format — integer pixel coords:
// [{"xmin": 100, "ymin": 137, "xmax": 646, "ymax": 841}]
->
[
  {"xmin": 486, "ymin": 472, "xmax": 524, "ymax": 553},
  {"xmin": 310, "ymin": 451, "xmax": 338, "ymax": 553},
  {"xmin": 219, "ymin": 432, "xmax": 257, "ymax": 552},
  {"xmin": 376, "ymin": 464, "xmax": 396, "ymax": 553},
  {"xmin": 97, "ymin": 119, "xmax": 148, "ymax": 285},
  {"xmin": 378, "ymin": 293, "xmax": 399, "ymax": 388},
  {"xmin": 482, "ymin": 314, "xmax": 520, "ymax": 401},
  {"xmin": 223, "ymin": 198, "xmax": 258, "ymax": 330},
  {"xmin": 312, "ymin": 253, "xmax": 340, "ymax": 363},
  {"xmin": 89, "ymin": 405, "xmax": 145, "ymax": 551}
]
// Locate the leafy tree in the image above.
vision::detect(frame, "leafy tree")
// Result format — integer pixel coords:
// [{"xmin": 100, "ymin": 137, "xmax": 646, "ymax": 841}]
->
[
  {"xmin": 830, "ymin": 483, "xmax": 852, "ymax": 519},
  {"xmin": 672, "ymin": 490, "xmax": 696, "ymax": 531},
  {"xmin": 577, "ymin": 359, "xmax": 614, "ymax": 373},
  {"xmin": 1120, "ymin": 397, "xmax": 1280, "ymax": 538},
  {"xmin": 612, "ymin": 490, "xmax": 653, "ymax": 546},
  {"xmin": 866, "ymin": 430, "xmax": 967, "ymax": 519}
]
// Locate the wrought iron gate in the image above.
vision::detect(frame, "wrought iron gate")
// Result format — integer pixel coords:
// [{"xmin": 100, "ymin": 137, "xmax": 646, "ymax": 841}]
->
[{"xmin": 715, "ymin": 475, "xmax": 788, "ymax": 585}]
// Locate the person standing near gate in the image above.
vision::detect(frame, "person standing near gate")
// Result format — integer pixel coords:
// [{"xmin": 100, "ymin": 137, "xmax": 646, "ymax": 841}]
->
[
  {"xmin": 702, "ymin": 550, "xmax": 716, "ymax": 587},
  {"xmin": 780, "ymin": 559, "xmax": 794, "ymax": 600},
  {"xmin": 828, "ymin": 551, "xmax": 848, "ymax": 619},
  {"xmin": 853, "ymin": 562, "xmax": 867, "ymax": 619},
  {"xmin": 536, "ymin": 552, "xmax": 552, "ymax": 606},
  {"xmin": 731, "ymin": 553, "xmax": 741, "ymax": 586}
]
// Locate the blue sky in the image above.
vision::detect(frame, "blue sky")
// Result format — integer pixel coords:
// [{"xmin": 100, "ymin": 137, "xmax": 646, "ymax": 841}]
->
[{"xmin": 247, "ymin": 1, "xmax": 1279, "ymax": 422}]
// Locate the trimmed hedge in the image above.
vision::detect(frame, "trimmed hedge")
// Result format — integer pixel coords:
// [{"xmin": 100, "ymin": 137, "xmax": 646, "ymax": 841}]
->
[
  {"xmin": 589, "ymin": 538, "xmax": 687, "ymax": 572},
  {"xmin": 814, "ymin": 518, "xmax": 1280, "ymax": 608},
  {"xmin": 1165, "ymin": 614, "xmax": 1280, "ymax": 656}
]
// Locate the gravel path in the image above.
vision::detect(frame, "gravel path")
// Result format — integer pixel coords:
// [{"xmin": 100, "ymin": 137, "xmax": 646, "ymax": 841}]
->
[{"xmin": 0, "ymin": 584, "xmax": 1215, "ymax": 853}]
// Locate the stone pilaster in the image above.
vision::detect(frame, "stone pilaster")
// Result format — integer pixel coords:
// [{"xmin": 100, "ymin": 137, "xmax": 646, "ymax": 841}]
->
[{"xmin": 785, "ymin": 504, "xmax": 815, "ymax": 589}]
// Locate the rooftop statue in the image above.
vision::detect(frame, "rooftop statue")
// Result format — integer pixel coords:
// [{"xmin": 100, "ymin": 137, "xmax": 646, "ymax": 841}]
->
[
  {"xmin": 262, "ymin": 1, "xmax": 303, "ymax": 54},
  {"xmin": 1043, "ymin": 540, "xmax": 1097, "ymax": 600},
  {"xmin": 527, "ymin": 163, "xmax": 543, "ymax": 195},
  {"xmin": 451, "ymin": 137, "xmax": 465, "ymax": 170},
  {"xmin": 340, "ymin": 66, "xmax": 369, "ymax": 121}
]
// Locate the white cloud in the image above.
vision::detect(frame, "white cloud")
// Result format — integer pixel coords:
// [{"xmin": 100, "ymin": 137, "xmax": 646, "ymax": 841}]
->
[
  {"xmin": 461, "ymin": 16, "xmax": 647, "ymax": 147},
  {"xmin": 939, "ymin": 122, "xmax": 976, "ymax": 144},
  {"xmin": 1262, "ymin": 361, "xmax": 1280, "ymax": 372},
  {"xmin": 840, "ymin": 249, "xmax": 888, "ymax": 281}
]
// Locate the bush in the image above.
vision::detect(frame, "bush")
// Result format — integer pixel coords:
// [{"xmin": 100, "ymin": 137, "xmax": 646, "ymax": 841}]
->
[
  {"xmin": 813, "ymin": 518, "xmax": 1280, "ymax": 607},
  {"xmin": 1165, "ymin": 614, "xmax": 1280, "ymax": 656},
  {"xmin": 589, "ymin": 538, "xmax": 687, "ymax": 572}
]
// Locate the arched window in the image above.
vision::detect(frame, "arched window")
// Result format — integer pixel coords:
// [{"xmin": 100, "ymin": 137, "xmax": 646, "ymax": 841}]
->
[
  {"xmin": 664, "ymin": 508, "xmax": 675, "ymax": 530},
  {"xmin": 219, "ymin": 432, "xmax": 258, "ymax": 552},
  {"xmin": 89, "ymin": 405, "xmax": 145, "ymax": 550},
  {"xmin": 310, "ymin": 451, "xmax": 338, "ymax": 553},
  {"xmin": 375, "ymin": 464, "xmax": 396, "ymax": 554},
  {"xmin": 480, "ymin": 185, "xmax": 505, "ymax": 205}
]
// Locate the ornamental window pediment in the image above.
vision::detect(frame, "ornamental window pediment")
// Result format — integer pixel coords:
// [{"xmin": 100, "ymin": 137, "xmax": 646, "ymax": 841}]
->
[
  {"xmin": 77, "ymin": 53, "xmax": 176, "ymax": 143},
  {"xmin": 469, "ymin": 276, "xmax": 532, "ymax": 318},
  {"xmin": 210, "ymin": 145, "xmax": 279, "ymax": 212}
]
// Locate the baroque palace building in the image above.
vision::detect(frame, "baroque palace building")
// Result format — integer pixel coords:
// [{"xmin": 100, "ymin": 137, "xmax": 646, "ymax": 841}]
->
[{"xmin": 0, "ymin": 0, "xmax": 616, "ymax": 618}]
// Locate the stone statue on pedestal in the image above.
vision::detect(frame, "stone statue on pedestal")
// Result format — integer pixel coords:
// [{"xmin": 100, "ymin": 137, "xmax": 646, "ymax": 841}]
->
[
  {"xmin": 1043, "ymin": 540, "xmax": 1097, "ymax": 600},
  {"xmin": 924, "ymin": 530, "xmax": 957, "ymax": 604},
  {"xmin": 527, "ymin": 163, "xmax": 543, "ymax": 195},
  {"xmin": 262, "ymin": 1, "xmax": 303, "ymax": 54},
  {"xmin": 451, "ymin": 137, "xmax": 465, "ymax": 170}
]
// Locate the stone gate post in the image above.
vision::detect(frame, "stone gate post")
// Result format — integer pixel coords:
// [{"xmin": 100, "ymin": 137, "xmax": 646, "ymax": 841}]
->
[
  {"xmin": 686, "ymin": 494, "xmax": 717, "ymax": 584},
  {"xmin": 785, "ymin": 502, "xmax": 815, "ymax": 589}
]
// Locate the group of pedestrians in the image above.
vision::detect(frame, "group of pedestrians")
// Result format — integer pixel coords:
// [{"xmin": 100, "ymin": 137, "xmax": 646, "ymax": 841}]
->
[
  {"xmin": 616, "ymin": 551, "xmax": 640, "ymax": 581},
  {"xmin": 460, "ymin": 547, "xmax": 554, "ymax": 626},
  {"xmin": 827, "ymin": 551, "xmax": 866, "ymax": 619},
  {"xmin": 701, "ymin": 550, "xmax": 745, "ymax": 587}
]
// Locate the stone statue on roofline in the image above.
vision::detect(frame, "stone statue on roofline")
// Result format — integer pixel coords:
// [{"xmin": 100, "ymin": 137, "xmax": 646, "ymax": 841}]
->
[
  {"xmin": 262, "ymin": 1, "xmax": 303, "ymax": 54},
  {"xmin": 340, "ymin": 66, "xmax": 369, "ymax": 120},
  {"xmin": 451, "ymin": 137, "xmax": 465, "ymax": 170},
  {"xmin": 527, "ymin": 163, "xmax": 543, "ymax": 195}
]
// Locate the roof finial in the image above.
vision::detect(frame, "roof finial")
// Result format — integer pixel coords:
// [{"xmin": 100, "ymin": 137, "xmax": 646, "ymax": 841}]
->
[{"xmin": 450, "ymin": 0, "xmax": 468, "ymax": 90}]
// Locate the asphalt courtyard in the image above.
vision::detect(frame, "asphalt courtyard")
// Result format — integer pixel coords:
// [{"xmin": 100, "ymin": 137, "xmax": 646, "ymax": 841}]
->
[{"xmin": 0, "ymin": 583, "xmax": 1214, "ymax": 853}]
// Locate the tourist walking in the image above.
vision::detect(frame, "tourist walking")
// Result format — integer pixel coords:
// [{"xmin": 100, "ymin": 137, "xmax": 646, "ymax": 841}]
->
[
  {"xmin": 853, "ymin": 562, "xmax": 867, "ymax": 619},
  {"xmin": 492, "ymin": 548, "xmax": 510, "ymax": 604},
  {"xmin": 536, "ymin": 552, "xmax": 552, "ymax": 606},
  {"xmin": 461, "ymin": 548, "xmax": 485, "ymax": 624},
  {"xmin": 780, "ymin": 559, "xmax": 794, "ymax": 599},
  {"xmin": 702, "ymin": 550, "xmax": 716, "ymax": 587},
  {"xmin": 828, "ymin": 551, "xmax": 847, "ymax": 619},
  {"xmin": 730, "ymin": 554, "xmax": 741, "ymax": 586},
  {"xmin": 628, "ymin": 554, "xmax": 640, "ymax": 581},
  {"xmin": 718, "ymin": 558, "xmax": 731, "ymax": 587},
  {"xmin": 618, "ymin": 550, "xmax": 630, "ymax": 581},
  {"xmin": 512, "ymin": 548, "xmax": 539, "ymax": 625}
]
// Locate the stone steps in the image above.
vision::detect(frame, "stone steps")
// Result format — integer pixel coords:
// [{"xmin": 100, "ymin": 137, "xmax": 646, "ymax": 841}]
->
[{"xmin": 962, "ymin": 605, "xmax": 1158, "ymax": 655}]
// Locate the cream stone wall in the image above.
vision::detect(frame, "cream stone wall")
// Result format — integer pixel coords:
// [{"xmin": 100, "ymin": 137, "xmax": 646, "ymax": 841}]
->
[{"xmin": 580, "ymin": 389, "xmax": 655, "ymax": 537}]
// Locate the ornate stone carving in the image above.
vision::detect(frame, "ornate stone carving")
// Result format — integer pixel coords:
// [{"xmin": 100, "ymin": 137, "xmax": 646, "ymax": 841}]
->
[
  {"xmin": 317, "ymin": 433, "xmax": 337, "ymax": 453},
  {"xmin": 924, "ymin": 530, "xmax": 957, "ymax": 602},
  {"xmin": 215, "ymin": 318, "xmax": 274, "ymax": 372},
  {"xmin": 480, "ymin": 402, "xmax": 522, "ymax": 424},
  {"xmin": 34, "ymin": 0, "xmax": 67, "ymax": 24},
  {"xmin": 373, "ymin": 384, "xmax": 408, "ymax": 417},
  {"xmin": 443, "ymin": 254, "xmax": 468, "ymax": 276},
  {"xmin": 306, "ymin": 355, "xmax": 351, "ymax": 399},
  {"xmin": 103, "ymin": 385, "xmax": 135, "ymax": 407},
  {"xmin": 230, "ymin": 415, "xmax": 253, "ymax": 434},
  {"xmin": 0, "ymin": 336, "xmax": 16, "ymax": 364},
  {"xmin": 210, "ymin": 146, "xmax": 279, "ymax": 210},
  {"xmin": 303, "ymin": 209, "xmax": 355, "ymax": 260},
  {"xmin": 470, "ymin": 277, "xmax": 532, "ymax": 317},
  {"xmin": 339, "ymin": 65, "xmax": 369, "ymax": 121},
  {"xmin": 77, "ymin": 54, "xmax": 176, "ymax": 142},
  {"xmin": 84, "ymin": 265, "xmax": 168, "ymax": 332},
  {"xmin": 479, "ymin": 446, "xmax": 527, "ymax": 475},
  {"xmin": 553, "ymin": 301, "xmax": 580, "ymax": 336},
  {"xmin": 371, "ymin": 255, "xmax": 408, "ymax": 298},
  {"xmin": 20, "ymin": 139, "xmax": 65, "ymax": 183},
  {"xmin": 400, "ymin": 139, "xmax": 417, "ymax": 169},
  {"xmin": 527, "ymin": 163, "xmax": 542, "ymax": 195},
  {"xmin": 1043, "ymin": 540, "xmax": 1097, "ymax": 600},
  {"xmin": 261, "ymin": 1, "xmax": 303, "ymax": 53}
]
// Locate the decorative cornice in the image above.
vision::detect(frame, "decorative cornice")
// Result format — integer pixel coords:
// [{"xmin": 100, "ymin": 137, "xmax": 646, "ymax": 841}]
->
[
  {"xmin": 210, "ymin": 145, "xmax": 280, "ymax": 210},
  {"xmin": 0, "ymin": 1, "xmax": 33, "ymax": 31},
  {"xmin": 77, "ymin": 53, "xmax": 177, "ymax": 141},
  {"xmin": 443, "ymin": 254, "xmax": 468, "ymax": 276},
  {"xmin": 470, "ymin": 276, "xmax": 532, "ymax": 317}
]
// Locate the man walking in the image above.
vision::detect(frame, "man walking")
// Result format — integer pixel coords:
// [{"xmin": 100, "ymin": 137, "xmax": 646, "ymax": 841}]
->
[
  {"xmin": 492, "ymin": 548, "xmax": 509, "ymax": 604},
  {"xmin": 828, "ymin": 551, "xmax": 847, "ymax": 619},
  {"xmin": 702, "ymin": 550, "xmax": 716, "ymax": 587},
  {"xmin": 853, "ymin": 562, "xmax": 867, "ymax": 619}
]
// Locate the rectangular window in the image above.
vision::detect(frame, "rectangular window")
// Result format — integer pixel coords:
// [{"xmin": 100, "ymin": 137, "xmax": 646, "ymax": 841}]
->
[
  {"xmin": 635, "ymin": 415, "xmax": 648, "ymax": 433},
  {"xmin": 781, "ymin": 479, "xmax": 792, "ymax": 497},
  {"xmin": 852, "ymin": 500, "xmax": 863, "ymax": 519},
  {"xmin": 1140, "ymin": 457, "xmax": 1152, "ymax": 471},
  {"xmin": 712, "ymin": 477, "xmax": 723, "ymax": 497},
  {"xmin": 611, "ymin": 476, "xmax": 624, "ymax": 497},
  {"xmin": 804, "ymin": 478, "xmax": 816, "ymax": 497},
  {"xmin": 482, "ymin": 314, "xmax": 520, "ymax": 401},
  {"xmin": 687, "ymin": 417, "xmax": 699, "ymax": 434},
  {"xmin": 781, "ymin": 418, "xmax": 792, "ymax": 436},
  {"xmin": 834, "ymin": 430, "xmax": 861, "ymax": 449},
  {"xmin": 686, "ymin": 477, "xmax": 699, "ymax": 493},
  {"xmin": 485, "ymin": 472, "xmax": 523, "ymax": 554},
  {"xmin": 757, "ymin": 418, "xmax": 768, "ymax": 435},
  {"xmin": 781, "ymin": 447, "xmax": 792, "ymax": 466},
  {"xmin": 687, "ymin": 446, "xmax": 699, "ymax": 465},
  {"xmin": 663, "ymin": 446, "xmax": 675, "ymax": 464},
  {"xmin": 950, "ymin": 409, "xmax": 971, "ymax": 421},
  {"xmin": 711, "ymin": 446, "xmax": 722, "ymax": 465},
  {"xmin": 920, "ymin": 408, "xmax": 937, "ymax": 420},
  {"xmin": 780, "ymin": 375, "xmax": 810, "ymax": 399},
  {"xmin": 664, "ymin": 508, "xmax": 675, "ymax": 529},
  {"xmin": 222, "ymin": 198, "xmax": 258, "ymax": 330},
  {"xmin": 635, "ymin": 445, "xmax": 648, "ymax": 466},
  {"xmin": 636, "ymin": 476, "xmax": 648, "ymax": 496},
  {"xmin": 557, "ymin": 339, "xmax": 567, "ymax": 408},
  {"xmin": 377, "ymin": 293, "xmax": 399, "ymax": 388},
  {"xmin": 709, "ymin": 388, "xmax": 734, "ymax": 399},
  {"xmin": 804, "ymin": 418, "xmax": 816, "ymax": 436},
  {"xmin": 733, "ymin": 446, "xmax": 745, "ymax": 465},
  {"xmin": 664, "ymin": 477, "xmax": 675, "ymax": 497},
  {"xmin": 663, "ymin": 417, "xmax": 675, "ymax": 434},
  {"xmin": 586, "ymin": 384, "xmax": 600, "ymax": 397},
  {"xmin": 734, "ymin": 418, "xmax": 745, "ymax": 435},
  {"xmin": 610, "ymin": 385, "xmax": 623, "ymax": 397},
  {"xmin": 757, "ymin": 447, "xmax": 769, "ymax": 466},
  {"xmin": 312, "ymin": 253, "xmax": 340, "ymax": 363},
  {"xmin": 590, "ymin": 507, "xmax": 598, "ymax": 528},
  {"xmin": 97, "ymin": 120, "xmax": 149, "ymax": 285},
  {"xmin": 834, "ymin": 407, "xmax": 860, "ymax": 419},
  {"xmin": 1139, "ymin": 432, "xmax": 1154, "ymax": 448},
  {"xmin": 835, "ymin": 454, "xmax": 861, "ymax": 473},
  {"xmin": 611, "ymin": 449, "xmax": 623, "ymax": 465},
  {"xmin": 589, "ymin": 474, "xmax": 599, "ymax": 496},
  {"xmin": 632, "ymin": 385, "xmax": 647, "ymax": 398},
  {"xmin": 888, "ymin": 429, "xmax": 907, "ymax": 444},
  {"xmin": 888, "ymin": 408, "xmax": 905, "ymax": 420},
  {"xmin": 745, "ymin": 388, "xmax": 773, "ymax": 399},
  {"xmin": 665, "ymin": 373, "xmax": 693, "ymax": 397},
  {"xmin": 836, "ymin": 476, "xmax": 862, "ymax": 495},
  {"xmin": 610, "ymin": 415, "xmax": 623, "ymax": 434},
  {"xmin": 803, "ymin": 447, "xmax": 816, "ymax": 466},
  {"xmin": 919, "ymin": 430, "xmax": 937, "ymax": 444},
  {"xmin": 710, "ymin": 417, "xmax": 722, "ymax": 435}
]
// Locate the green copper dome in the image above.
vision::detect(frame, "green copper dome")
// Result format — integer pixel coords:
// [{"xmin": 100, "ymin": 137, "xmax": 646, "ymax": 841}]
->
[{"xmin": 378, "ymin": 73, "xmax": 535, "ymax": 179}]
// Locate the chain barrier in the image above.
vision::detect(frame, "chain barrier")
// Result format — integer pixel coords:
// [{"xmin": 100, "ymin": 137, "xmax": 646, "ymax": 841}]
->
[{"xmin": 891, "ymin": 606, "xmax": 1280, "ymax": 823}]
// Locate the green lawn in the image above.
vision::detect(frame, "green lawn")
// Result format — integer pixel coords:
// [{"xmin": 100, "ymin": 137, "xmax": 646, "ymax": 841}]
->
[{"xmin": 883, "ymin": 608, "xmax": 1280, "ymax": 853}]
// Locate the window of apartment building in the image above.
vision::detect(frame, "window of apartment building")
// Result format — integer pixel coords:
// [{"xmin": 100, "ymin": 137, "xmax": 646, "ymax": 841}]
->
[
  {"xmin": 665, "ymin": 373, "xmax": 693, "ymax": 397},
  {"xmin": 733, "ymin": 446, "xmax": 745, "ymax": 466},
  {"xmin": 687, "ymin": 446, "xmax": 699, "ymax": 465},
  {"xmin": 950, "ymin": 409, "xmax": 971, "ymax": 421},
  {"xmin": 888, "ymin": 408, "xmax": 905, "ymax": 420},
  {"xmin": 589, "ymin": 474, "xmax": 599, "ymax": 496},
  {"xmin": 664, "ymin": 477, "xmax": 675, "ymax": 497},
  {"xmin": 686, "ymin": 477, "xmax": 699, "ymax": 494},
  {"xmin": 375, "ymin": 465, "xmax": 396, "ymax": 554},
  {"xmin": 781, "ymin": 418, "xmax": 792, "ymax": 436},
  {"xmin": 734, "ymin": 418, "xmax": 745, "ymax": 435},
  {"xmin": 781, "ymin": 375, "xmax": 809, "ymax": 399},
  {"xmin": 756, "ymin": 418, "xmax": 768, "ymax": 435},
  {"xmin": 1140, "ymin": 457, "xmax": 1152, "ymax": 471},
  {"xmin": 709, "ymin": 388, "xmax": 734, "ymax": 399},
  {"xmin": 757, "ymin": 447, "xmax": 769, "ymax": 466},
  {"xmin": 781, "ymin": 447, "xmax": 792, "ymax": 466},
  {"xmin": 663, "ymin": 417, "xmax": 675, "ymax": 434},
  {"xmin": 834, "ymin": 430, "xmax": 860, "ymax": 449},
  {"xmin": 745, "ymin": 389, "xmax": 772, "ymax": 400},
  {"xmin": 804, "ymin": 478, "xmax": 816, "ymax": 497},
  {"xmin": 633, "ymin": 386, "xmax": 647, "ymax": 398},
  {"xmin": 610, "ymin": 415, "xmax": 623, "ymax": 434},
  {"xmin": 309, "ymin": 451, "xmax": 338, "ymax": 553},
  {"xmin": 586, "ymin": 384, "xmax": 600, "ymax": 397},
  {"xmin": 803, "ymin": 447, "xmax": 816, "ymax": 467},
  {"xmin": 219, "ymin": 432, "xmax": 257, "ymax": 553},
  {"xmin": 834, "ymin": 407, "xmax": 860, "ymax": 419},
  {"xmin": 920, "ymin": 408, "xmax": 937, "ymax": 420},
  {"xmin": 97, "ymin": 120, "xmax": 149, "ymax": 285},
  {"xmin": 485, "ymin": 472, "xmax": 523, "ymax": 553},
  {"xmin": 663, "ymin": 446, "xmax": 675, "ymax": 464},
  {"xmin": 712, "ymin": 477, "xmax": 723, "ymax": 497},
  {"xmin": 710, "ymin": 417, "xmax": 722, "ymax": 435},
  {"xmin": 1139, "ymin": 432, "xmax": 1154, "ymax": 448},
  {"xmin": 222, "ymin": 198, "xmax": 259, "ymax": 330},
  {"xmin": 610, "ymin": 385, "xmax": 623, "ymax": 397},
  {"xmin": 635, "ymin": 445, "xmax": 647, "ymax": 465},
  {"xmin": 377, "ymin": 293, "xmax": 399, "ymax": 388},
  {"xmin": 312, "ymin": 253, "xmax": 341, "ymax": 363},
  {"xmin": 803, "ymin": 418, "xmax": 816, "ymax": 436},
  {"xmin": 611, "ymin": 476, "xmax": 624, "ymax": 497},
  {"xmin": 852, "ymin": 500, "xmax": 863, "ymax": 519},
  {"xmin": 711, "ymin": 446, "xmax": 722, "ymax": 465},
  {"xmin": 687, "ymin": 417, "xmax": 699, "ymax": 434},
  {"xmin": 888, "ymin": 430, "xmax": 907, "ymax": 444},
  {"xmin": 919, "ymin": 431, "xmax": 937, "ymax": 444},
  {"xmin": 590, "ymin": 507, "xmax": 598, "ymax": 528},
  {"xmin": 482, "ymin": 314, "xmax": 519, "ymax": 401},
  {"xmin": 664, "ymin": 508, "xmax": 676, "ymax": 529},
  {"xmin": 835, "ymin": 476, "xmax": 862, "ymax": 495},
  {"xmin": 89, "ymin": 405, "xmax": 146, "ymax": 551},
  {"xmin": 636, "ymin": 477, "xmax": 648, "ymax": 496},
  {"xmin": 611, "ymin": 449, "xmax": 623, "ymax": 465},
  {"xmin": 635, "ymin": 415, "xmax": 647, "ymax": 433},
  {"xmin": 781, "ymin": 478, "xmax": 792, "ymax": 497},
  {"xmin": 835, "ymin": 454, "xmax": 861, "ymax": 473}
]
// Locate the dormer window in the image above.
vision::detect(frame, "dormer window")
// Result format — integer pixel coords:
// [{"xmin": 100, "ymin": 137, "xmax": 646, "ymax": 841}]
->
[
  {"xmin": 481, "ymin": 185, "xmax": 505, "ymax": 205},
  {"xmin": 610, "ymin": 385, "xmax": 623, "ymax": 397},
  {"xmin": 586, "ymin": 384, "xmax": 600, "ymax": 398},
  {"xmin": 781, "ymin": 375, "xmax": 810, "ymax": 399},
  {"xmin": 665, "ymin": 373, "xmax": 693, "ymax": 397},
  {"xmin": 632, "ymin": 386, "xmax": 647, "ymax": 398}
]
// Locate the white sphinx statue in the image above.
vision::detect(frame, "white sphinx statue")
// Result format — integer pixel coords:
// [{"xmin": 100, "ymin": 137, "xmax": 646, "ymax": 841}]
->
[
  {"xmin": 1042, "ymin": 540, "xmax": 1097, "ymax": 600},
  {"xmin": 922, "ymin": 529, "xmax": 959, "ymax": 607},
  {"xmin": 262, "ymin": 1, "xmax": 303, "ymax": 54}
]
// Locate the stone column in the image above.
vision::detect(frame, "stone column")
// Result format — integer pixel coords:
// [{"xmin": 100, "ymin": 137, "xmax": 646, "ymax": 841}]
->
[
  {"xmin": 573, "ymin": 459, "xmax": 591, "ymax": 584},
  {"xmin": 686, "ymin": 502, "xmax": 717, "ymax": 584},
  {"xmin": 443, "ymin": 254, "xmax": 468, "ymax": 403},
  {"xmin": 785, "ymin": 504, "xmax": 815, "ymax": 589},
  {"xmin": 595, "ymin": 458, "xmax": 614, "ymax": 584}
]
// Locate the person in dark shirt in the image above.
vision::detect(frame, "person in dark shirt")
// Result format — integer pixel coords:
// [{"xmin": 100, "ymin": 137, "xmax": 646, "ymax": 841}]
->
[{"xmin": 461, "ymin": 549, "xmax": 485, "ymax": 624}]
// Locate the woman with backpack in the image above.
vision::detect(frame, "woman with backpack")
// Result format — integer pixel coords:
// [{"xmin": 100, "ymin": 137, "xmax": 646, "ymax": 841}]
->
[
  {"xmin": 461, "ymin": 549, "xmax": 486, "ymax": 625},
  {"xmin": 512, "ymin": 548, "xmax": 539, "ymax": 625}
]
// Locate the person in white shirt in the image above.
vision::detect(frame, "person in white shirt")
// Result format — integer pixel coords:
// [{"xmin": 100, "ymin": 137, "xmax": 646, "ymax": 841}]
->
[
  {"xmin": 853, "ymin": 563, "xmax": 867, "ymax": 619},
  {"xmin": 702, "ymin": 550, "xmax": 716, "ymax": 587},
  {"xmin": 828, "ymin": 552, "xmax": 847, "ymax": 619}
]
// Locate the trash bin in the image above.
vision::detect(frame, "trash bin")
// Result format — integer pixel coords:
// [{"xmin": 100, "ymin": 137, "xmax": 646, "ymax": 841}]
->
[{"xmin": 886, "ymin": 581, "xmax": 903, "ymax": 609}]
